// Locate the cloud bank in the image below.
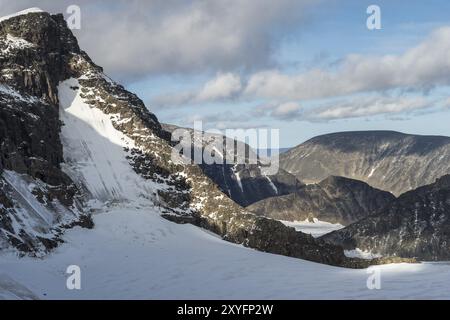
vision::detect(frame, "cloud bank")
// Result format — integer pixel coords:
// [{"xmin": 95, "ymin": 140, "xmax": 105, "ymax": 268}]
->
[
  {"xmin": 245, "ymin": 27, "xmax": 450, "ymax": 100},
  {"xmin": 0, "ymin": 0, "xmax": 318, "ymax": 81},
  {"xmin": 154, "ymin": 26, "xmax": 450, "ymax": 123}
]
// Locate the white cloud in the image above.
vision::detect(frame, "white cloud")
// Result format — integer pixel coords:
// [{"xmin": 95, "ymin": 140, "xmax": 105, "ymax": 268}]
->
[
  {"xmin": 250, "ymin": 102, "xmax": 302, "ymax": 121},
  {"xmin": 153, "ymin": 25, "xmax": 450, "ymax": 111},
  {"xmin": 308, "ymin": 96, "xmax": 432, "ymax": 121},
  {"xmin": 271, "ymin": 102, "xmax": 302, "ymax": 119},
  {"xmin": 244, "ymin": 27, "xmax": 450, "ymax": 100},
  {"xmin": 183, "ymin": 110, "xmax": 249, "ymax": 124},
  {"xmin": 196, "ymin": 73, "xmax": 242, "ymax": 102},
  {"xmin": 443, "ymin": 98, "xmax": 450, "ymax": 109},
  {"xmin": 153, "ymin": 73, "xmax": 241, "ymax": 107},
  {"xmin": 0, "ymin": 0, "xmax": 318, "ymax": 81},
  {"xmin": 248, "ymin": 95, "xmax": 438, "ymax": 122},
  {"xmin": 177, "ymin": 110, "xmax": 259, "ymax": 130}
]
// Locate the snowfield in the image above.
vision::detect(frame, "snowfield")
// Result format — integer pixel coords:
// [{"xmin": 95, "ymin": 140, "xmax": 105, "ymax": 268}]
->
[
  {"xmin": 0, "ymin": 273, "xmax": 38, "ymax": 300},
  {"xmin": 1, "ymin": 206, "xmax": 450, "ymax": 299}
]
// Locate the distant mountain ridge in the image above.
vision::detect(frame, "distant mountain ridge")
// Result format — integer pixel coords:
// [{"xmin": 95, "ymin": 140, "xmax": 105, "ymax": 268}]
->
[
  {"xmin": 257, "ymin": 147, "xmax": 291, "ymax": 157},
  {"xmin": 280, "ymin": 131, "xmax": 450, "ymax": 196},
  {"xmin": 247, "ymin": 176, "xmax": 395, "ymax": 225}
]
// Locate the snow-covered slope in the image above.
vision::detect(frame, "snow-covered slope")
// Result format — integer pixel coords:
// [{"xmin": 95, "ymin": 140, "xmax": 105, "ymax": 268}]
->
[
  {"xmin": 59, "ymin": 78, "xmax": 163, "ymax": 205},
  {"xmin": 0, "ymin": 169, "xmax": 84, "ymax": 256},
  {"xmin": 0, "ymin": 273, "xmax": 38, "ymax": 300},
  {"xmin": 1, "ymin": 206, "xmax": 449, "ymax": 299}
]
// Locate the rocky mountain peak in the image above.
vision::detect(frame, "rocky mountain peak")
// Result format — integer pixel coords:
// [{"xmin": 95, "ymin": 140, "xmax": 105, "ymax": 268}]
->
[
  {"xmin": 0, "ymin": 10, "xmax": 80, "ymax": 53},
  {"xmin": 0, "ymin": 10, "xmax": 89, "ymax": 105}
]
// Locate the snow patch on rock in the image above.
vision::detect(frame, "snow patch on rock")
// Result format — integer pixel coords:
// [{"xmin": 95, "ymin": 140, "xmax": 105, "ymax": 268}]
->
[
  {"xmin": 280, "ymin": 219, "xmax": 344, "ymax": 238},
  {"xmin": 344, "ymin": 248, "xmax": 383, "ymax": 260},
  {"xmin": 0, "ymin": 8, "xmax": 43, "ymax": 23},
  {"xmin": 59, "ymin": 78, "xmax": 163, "ymax": 206}
]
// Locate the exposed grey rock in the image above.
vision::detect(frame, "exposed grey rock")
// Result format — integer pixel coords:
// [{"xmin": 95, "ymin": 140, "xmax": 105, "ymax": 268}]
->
[
  {"xmin": 280, "ymin": 131, "xmax": 450, "ymax": 196},
  {"xmin": 321, "ymin": 175, "xmax": 450, "ymax": 260},
  {"xmin": 247, "ymin": 176, "xmax": 395, "ymax": 225},
  {"xmin": 162, "ymin": 123, "xmax": 303, "ymax": 207}
]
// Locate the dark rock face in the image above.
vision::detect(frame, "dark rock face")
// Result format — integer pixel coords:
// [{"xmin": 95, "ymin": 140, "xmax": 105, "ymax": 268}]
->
[
  {"xmin": 321, "ymin": 175, "xmax": 450, "ymax": 260},
  {"xmin": 0, "ymin": 12, "xmax": 87, "ymax": 254},
  {"xmin": 162, "ymin": 124, "xmax": 303, "ymax": 207},
  {"xmin": 0, "ymin": 12, "xmax": 79, "ymax": 184},
  {"xmin": 280, "ymin": 131, "xmax": 450, "ymax": 196},
  {"xmin": 247, "ymin": 176, "xmax": 395, "ymax": 225},
  {"xmin": 199, "ymin": 164, "xmax": 302, "ymax": 207},
  {"xmin": 0, "ymin": 12, "xmax": 83, "ymax": 103}
]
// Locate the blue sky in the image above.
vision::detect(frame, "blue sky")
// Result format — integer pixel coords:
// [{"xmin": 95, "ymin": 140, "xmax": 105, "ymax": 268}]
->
[
  {"xmin": 127, "ymin": 0, "xmax": 450, "ymax": 147},
  {"xmin": 3, "ymin": 0, "xmax": 450, "ymax": 147},
  {"xmin": 130, "ymin": 0, "xmax": 450, "ymax": 147}
]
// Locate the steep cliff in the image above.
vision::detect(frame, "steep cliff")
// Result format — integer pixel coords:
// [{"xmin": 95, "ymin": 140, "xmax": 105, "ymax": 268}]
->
[{"xmin": 322, "ymin": 175, "xmax": 450, "ymax": 260}]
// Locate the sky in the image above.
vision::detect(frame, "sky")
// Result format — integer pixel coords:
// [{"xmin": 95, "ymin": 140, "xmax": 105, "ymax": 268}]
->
[{"xmin": 1, "ymin": 0, "xmax": 450, "ymax": 147}]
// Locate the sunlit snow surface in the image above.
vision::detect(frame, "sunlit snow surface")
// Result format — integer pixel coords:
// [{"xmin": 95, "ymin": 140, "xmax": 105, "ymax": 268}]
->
[
  {"xmin": 1, "ymin": 207, "xmax": 450, "ymax": 299},
  {"xmin": 59, "ymin": 79, "xmax": 162, "ymax": 205},
  {"xmin": 0, "ymin": 273, "xmax": 38, "ymax": 300}
]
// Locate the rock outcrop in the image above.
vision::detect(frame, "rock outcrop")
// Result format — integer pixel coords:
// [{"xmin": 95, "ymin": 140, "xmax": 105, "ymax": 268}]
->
[
  {"xmin": 162, "ymin": 123, "xmax": 303, "ymax": 207},
  {"xmin": 321, "ymin": 175, "xmax": 450, "ymax": 260},
  {"xmin": 247, "ymin": 176, "xmax": 395, "ymax": 225}
]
